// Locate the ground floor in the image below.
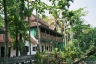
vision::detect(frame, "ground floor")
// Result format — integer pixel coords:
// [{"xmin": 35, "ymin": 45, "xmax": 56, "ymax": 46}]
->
[
  {"xmin": 0, "ymin": 41, "xmax": 37, "ymax": 58},
  {"xmin": 0, "ymin": 36, "xmax": 63, "ymax": 58}
]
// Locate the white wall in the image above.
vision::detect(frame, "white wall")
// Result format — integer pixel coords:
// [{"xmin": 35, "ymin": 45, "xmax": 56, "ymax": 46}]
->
[
  {"xmin": 25, "ymin": 41, "xmax": 30, "ymax": 55},
  {"xmin": 25, "ymin": 41, "xmax": 37, "ymax": 55},
  {"xmin": 10, "ymin": 40, "xmax": 37, "ymax": 57},
  {"xmin": 31, "ymin": 44, "xmax": 37, "ymax": 55},
  {"xmin": 10, "ymin": 47, "xmax": 16, "ymax": 57},
  {"xmin": 0, "ymin": 40, "xmax": 37, "ymax": 58}
]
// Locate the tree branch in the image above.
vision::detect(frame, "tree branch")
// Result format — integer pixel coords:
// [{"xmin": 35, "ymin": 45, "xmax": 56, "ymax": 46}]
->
[{"xmin": 72, "ymin": 46, "xmax": 96, "ymax": 64}]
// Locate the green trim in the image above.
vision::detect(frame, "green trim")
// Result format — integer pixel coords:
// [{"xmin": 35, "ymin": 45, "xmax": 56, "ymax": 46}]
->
[{"xmin": 30, "ymin": 27, "xmax": 37, "ymax": 37}]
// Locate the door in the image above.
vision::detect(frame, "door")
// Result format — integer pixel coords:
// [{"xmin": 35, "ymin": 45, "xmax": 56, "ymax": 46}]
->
[{"xmin": 1, "ymin": 47, "xmax": 4, "ymax": 57}]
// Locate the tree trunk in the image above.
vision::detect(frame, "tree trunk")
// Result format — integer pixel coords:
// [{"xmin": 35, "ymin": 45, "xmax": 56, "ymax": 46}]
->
[{"xmin": 3, "ymin": 0, "xmax": 9, "ymax": 64}]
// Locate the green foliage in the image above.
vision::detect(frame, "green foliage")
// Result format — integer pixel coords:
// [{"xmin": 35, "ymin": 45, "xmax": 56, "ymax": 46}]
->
[
  {"xmin": 59, "ymin": 39, "xmax": 83, "ymax": 61},
  {"xmin": 12, "ymin": 40, "xmax": 25, "ymax": 52},
  {"xmin": 0, "ymin": 1, "xmax": 4, "ymax": 27},
  {"xmin": 0, "ymin": 15, "xmax": 4, "ymax": 27},
  {"xmin": 0, "ymin": 0, "xmax": 31, "ymax": 51},
  {"xmin": 36, "ymin": 0, "xmax": 96, "ymax": 63},
  {"xmin": 7, "ymin": 0, "xmax": 29, "ymax": 51},
  {"xmin": 48, "ymin": 3, "xmax": 96, "ymax": 62},
  {"xmin": 35, "ymin": 52, "xmax": 48, "ymax": 64},
  {"xmin": 85, "ymin": 55, "xmax": 96, "ymax": 61}
]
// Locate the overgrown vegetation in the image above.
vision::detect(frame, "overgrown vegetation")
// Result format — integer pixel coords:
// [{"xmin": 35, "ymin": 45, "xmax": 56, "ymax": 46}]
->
[{"xmin": 0, "ymin": 0, "xmax": 96, "ymax": 64}]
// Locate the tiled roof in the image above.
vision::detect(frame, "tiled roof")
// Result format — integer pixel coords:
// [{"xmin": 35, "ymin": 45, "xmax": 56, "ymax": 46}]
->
[
  {"xmin": 0, "ymin": 34, "xmax": 12, "ymax": 43},
  {"xmin": 25, "ymin": 14, "xmax": 54, "ymax": 29},
  {"xmin": 0, "ymin": 28, "xmax": 12, "ymax": 43},
  {"xmin": 30, "ymin": 22, "xmax": 41, "ymax": 27},
  {"xmin": 0, "ymin": 34, "xmax": 4, "ymax": 43}
]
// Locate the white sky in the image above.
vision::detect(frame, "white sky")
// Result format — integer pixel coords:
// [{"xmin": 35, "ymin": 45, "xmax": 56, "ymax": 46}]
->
[
  {"xmin": 41, "ymin": 0, "xmax": 96, "ymax": 27},
  {"xmin": 69, "ymin": 0, "xmax": 96, "ymax": 27}
]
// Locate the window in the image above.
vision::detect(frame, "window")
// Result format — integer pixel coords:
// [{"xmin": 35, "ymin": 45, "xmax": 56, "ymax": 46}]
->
[
  {"xmin": 1, "ymin": 47, "xmax": 11, "ymax": 57},
  {"xmin": 42, "ymin": 45, "xmax": 44, "ymax": 52},
  {"xmin": 47, "ymin": 46, "xmax": 48, "ymax": 51},
  {"xmin": 41, "ymin": 28, "xmax": 45, "ymax": 33},
  {"xmin": 22, "ymin": 46, "xmax": 29, "ymax": 55},
  {"xmin": 8, "ymin": 47, "xmax": 11, "ymax": 57},
  {"xmin": 33, "ymin": 47, "xmax": 37, "ymax": 51},
  {"xmin": 25, "ymin": 46, "xmax": 29, "ymax": 52}
]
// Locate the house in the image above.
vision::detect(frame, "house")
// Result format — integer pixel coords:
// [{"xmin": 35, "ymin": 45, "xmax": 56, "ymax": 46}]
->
[
  {"xmin": 0, "ymin": 14, "xmax": 63, "ymax": 58},
  {"xmin": 25, "ymin": 14, "xmax": 64, "ymax": 53}
]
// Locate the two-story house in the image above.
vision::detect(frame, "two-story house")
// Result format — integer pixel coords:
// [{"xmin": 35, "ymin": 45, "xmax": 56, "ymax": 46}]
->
[
  {"xmin": 0, "ymin": 14, "xmax": 64, "ymax": 58},
  {"xmin": 25, "ymin": 14, "xmax": 64, "ymax": 53}
]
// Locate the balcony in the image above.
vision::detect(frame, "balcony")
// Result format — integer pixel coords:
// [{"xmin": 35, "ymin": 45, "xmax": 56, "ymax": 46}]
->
[{"xmin": 40, "ymin": 32, "xmax": 62, "ymax": 42}]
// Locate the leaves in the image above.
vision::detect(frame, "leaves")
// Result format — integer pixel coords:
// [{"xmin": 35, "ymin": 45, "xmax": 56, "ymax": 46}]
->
[
  {"xmin": 1, "ymin": 0, "xmax": 29, "ymax": 51},
  {"xmin": 0, "ymin": 15, "xmax": 4, "ymax": 27}
]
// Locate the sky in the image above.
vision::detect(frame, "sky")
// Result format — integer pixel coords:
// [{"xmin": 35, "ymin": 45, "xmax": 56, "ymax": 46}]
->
[
  {"xmin": 69, "ymin": 0, "xmax": 96, "ymax": 27},
  {"xmin": 42, "ymin": 0, "xmax": 96, "ymax": 27}
]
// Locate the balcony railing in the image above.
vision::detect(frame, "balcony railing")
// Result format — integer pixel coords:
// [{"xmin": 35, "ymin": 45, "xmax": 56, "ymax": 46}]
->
[{"xmin": 40, "ymin": 32, "xmax": 62, "ymax": 42}]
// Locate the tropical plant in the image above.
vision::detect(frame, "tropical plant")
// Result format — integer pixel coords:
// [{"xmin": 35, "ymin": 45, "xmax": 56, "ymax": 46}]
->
[{"xmin": 0, "ymin": 15, "xmax": 4, "ymax": 27}]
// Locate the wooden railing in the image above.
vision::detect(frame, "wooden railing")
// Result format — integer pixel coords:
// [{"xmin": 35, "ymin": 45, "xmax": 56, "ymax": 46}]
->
[
  {"xmin": 0, "ymin": 55, "xmax": 36, "ymax": 64},
  {"xmin": 40, "ymin": 32, "xmax": 63, "ymax": 42}
]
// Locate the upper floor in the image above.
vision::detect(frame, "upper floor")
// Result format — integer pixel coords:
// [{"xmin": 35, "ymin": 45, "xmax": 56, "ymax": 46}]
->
[{"xmin": 30, "ymin": 25, "xmax": 63, "ymax": 43}]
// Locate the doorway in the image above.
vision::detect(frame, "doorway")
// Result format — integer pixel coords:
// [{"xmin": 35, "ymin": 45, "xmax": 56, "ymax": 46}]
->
[{"xmin": 1, "ymin": 47, "xmax": 4, "ymax": 57}]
